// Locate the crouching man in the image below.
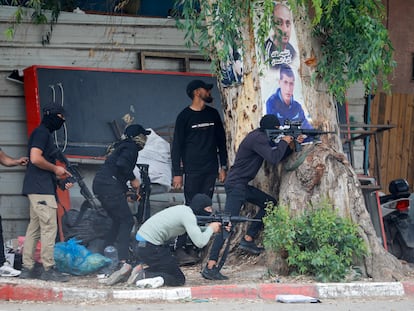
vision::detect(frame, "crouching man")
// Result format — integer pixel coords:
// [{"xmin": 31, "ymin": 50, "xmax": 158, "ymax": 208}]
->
[{"xmin": 107, "ymin": 193, "xmax": 222, "ymax": 287}]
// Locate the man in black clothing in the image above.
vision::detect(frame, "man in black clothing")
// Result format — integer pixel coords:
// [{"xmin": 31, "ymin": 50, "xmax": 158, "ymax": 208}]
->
[
  {"xmin": 171, "ymin": 79, "xmax": 228, "ymax": 264},
  {"xmin": 202, "ymin": 114, "xmax": 303, "ymax": 280},
  {"xmin": 20, "ymin": 104, "xmax": 73, "ymax": 282},
  {"xmin": 92, "ymin": 123, "xmax": 150, "ymax": 285}
]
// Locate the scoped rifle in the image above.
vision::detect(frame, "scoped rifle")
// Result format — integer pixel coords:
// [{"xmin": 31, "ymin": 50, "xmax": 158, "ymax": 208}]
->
[
  {"xmin": 266, "ymin": 120, "xmax": 336, "ymax": 151},
  {"xmin": 54, "ymin": 149, "xmax": 98, "ymax": 209}
]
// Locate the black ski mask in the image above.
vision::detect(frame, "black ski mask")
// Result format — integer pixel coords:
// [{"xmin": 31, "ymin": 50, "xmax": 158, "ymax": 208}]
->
[
  {"xmin": 42, "ymin": 114, "xmax": 65, "ymax": 132},
  {"xmin": 190, "ymin": 194, "xmax": 213, "ymax": 216},
  {"xmin": 41, "ymin": 104, "xmax": 66, "ymax": 132}
]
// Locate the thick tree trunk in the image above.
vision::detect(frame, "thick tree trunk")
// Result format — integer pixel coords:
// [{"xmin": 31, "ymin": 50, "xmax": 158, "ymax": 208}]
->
[{"xmin": 277, "ymin": 143, "xmax": 406, "ymax": 281}]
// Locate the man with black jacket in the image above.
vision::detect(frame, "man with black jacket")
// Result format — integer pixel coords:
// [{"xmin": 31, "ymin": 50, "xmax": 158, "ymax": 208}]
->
[
  {"xmin": 201, "ymin": 114, "xmax": 302, "ymax": 280},
  {"xmin": 92, "ymin": 124, "xmax": 150, "ymax": 285}
]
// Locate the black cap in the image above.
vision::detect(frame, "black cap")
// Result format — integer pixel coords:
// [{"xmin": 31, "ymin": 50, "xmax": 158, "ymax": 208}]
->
[
  {"xmin": 190, "ymin": 194, "xmax": 213, "ymax": 215},
  {"xmin": 260, "ymin": 114, "xmax": 280, "ymax": 129},
  {"xmin": 43, "ymin": 104, "xmax": 65, "ymax": 115},
  {"xmin": 186, "ymin": 80, "xmax": 214, "ymax": 99},
  {"xmin": 124, "ymin": 124, "xmax": 151, "ymax": 137}
]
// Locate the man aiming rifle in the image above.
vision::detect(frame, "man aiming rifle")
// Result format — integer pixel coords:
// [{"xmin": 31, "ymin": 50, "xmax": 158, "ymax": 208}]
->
[{"xmin": 202, "ymin": 114, "xmax": 302, "ymax": 281}]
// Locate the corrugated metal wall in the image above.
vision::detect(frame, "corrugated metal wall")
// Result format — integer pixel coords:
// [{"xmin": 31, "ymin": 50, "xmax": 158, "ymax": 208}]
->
[{"xmin": 0, "ymin": 5, "xmax": 209, "ymax": 242}]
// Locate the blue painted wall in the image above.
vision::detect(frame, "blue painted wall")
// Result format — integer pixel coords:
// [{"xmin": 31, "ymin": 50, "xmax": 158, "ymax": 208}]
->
[{"xmin": 75, "ymin": 0, "xmax": 175, "ymax": 17}]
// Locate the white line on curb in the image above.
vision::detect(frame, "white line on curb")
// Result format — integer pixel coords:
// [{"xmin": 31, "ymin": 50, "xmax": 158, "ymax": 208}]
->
[
  {"xmin": 112, "ymin": 287, "xmax": 192, "ymax": 300},
  {"xmin": 317, "ymin": 282, "xmax": 405, "ymax": 298}
]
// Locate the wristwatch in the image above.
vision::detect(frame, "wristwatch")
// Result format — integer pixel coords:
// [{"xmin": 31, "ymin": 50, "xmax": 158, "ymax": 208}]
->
[{"xmin": 221, "ymin": 165, "xmax": 228, "ymax": 171}]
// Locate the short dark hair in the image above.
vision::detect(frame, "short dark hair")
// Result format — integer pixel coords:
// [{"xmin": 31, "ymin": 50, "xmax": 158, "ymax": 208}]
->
[{"xmin": 280, "ymin": 64, "xmax": 295, "ymax": 80}]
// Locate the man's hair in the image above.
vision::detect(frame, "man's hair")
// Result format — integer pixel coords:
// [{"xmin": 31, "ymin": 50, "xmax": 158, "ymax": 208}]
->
[
  {"xmin": 273, "ymin": 1, "xmax": 291, "ymax": 16},
  {"xmin": 280, "ymin": 64, "xmax": 295, "ymax": 80}
]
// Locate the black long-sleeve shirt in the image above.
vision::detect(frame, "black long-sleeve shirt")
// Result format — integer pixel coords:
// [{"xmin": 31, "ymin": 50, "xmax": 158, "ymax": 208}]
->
[
  {"xmin": 171, "ymin": 106, "xmax": 227, "ymax": 175},
  {"xmin": 93, "ymin": 139, "xmax": 140, "ymax": 195},
  {"xmin": 225, "ymin": 128, "xmax": 291, "ymax": 188}
]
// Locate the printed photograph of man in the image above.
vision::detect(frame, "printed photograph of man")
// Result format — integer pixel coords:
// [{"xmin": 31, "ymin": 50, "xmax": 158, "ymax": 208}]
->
[
  {"xmin": 264, "ymin": 2, "xmax": 297, "ymax": 69},
  {"xmin": 265, "ymin": 64, "xmax": 312, "ymax": 129}
]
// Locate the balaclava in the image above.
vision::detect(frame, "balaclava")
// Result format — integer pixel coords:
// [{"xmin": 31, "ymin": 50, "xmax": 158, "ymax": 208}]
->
[
  {"xmin": 190, "ymin": 194, "xmax": 213, "ymax": 216},
  {"xmin": 124, "ymin": 124, "xmax": 151, "ymax": 150},
  {"xmin": 41, "ymin": 105, "xmax": 65, "ymax": 132}
]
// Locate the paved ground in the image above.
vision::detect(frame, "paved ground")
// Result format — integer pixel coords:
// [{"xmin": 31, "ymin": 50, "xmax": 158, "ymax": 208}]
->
[{"xmin": 2, "ymin": 262, "xmax": 414, "ymax": 303}]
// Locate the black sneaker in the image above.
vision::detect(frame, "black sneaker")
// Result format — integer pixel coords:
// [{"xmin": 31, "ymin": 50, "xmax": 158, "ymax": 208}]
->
[
  {"xmin": 19, "ymin": 267, "xmax": 38, "ymax": 279},
  {"xmin": 40, "ymin": 267, "xmax": 70, "ymax": 282},
  {"xmin": 238, "ymin": 238, "xmax": 264, "ymax": 255},
  {"xmin": 201, "ymin": 265, "xmax": 229, "ymax": 280}
]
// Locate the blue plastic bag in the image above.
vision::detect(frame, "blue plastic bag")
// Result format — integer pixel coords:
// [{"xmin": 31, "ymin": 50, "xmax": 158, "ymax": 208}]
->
[{"xmin": 54, "ymin": 238, "xmax": 111, "ymax": 275}]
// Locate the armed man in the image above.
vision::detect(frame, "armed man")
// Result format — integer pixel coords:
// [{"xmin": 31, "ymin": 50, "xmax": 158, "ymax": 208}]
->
[
  {"xmin": 103, "ymin": 193, "xmax": 224, "ymax": 287},
  {"xmin": 201, "ymin": 114, "xmax": 304, "ymax": 280}
]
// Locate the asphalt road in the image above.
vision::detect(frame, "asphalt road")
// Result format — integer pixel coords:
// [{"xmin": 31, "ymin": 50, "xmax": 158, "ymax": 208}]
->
[{"xmin": 1, "ymin": 297, "xmax": 414, "ymax": 311}]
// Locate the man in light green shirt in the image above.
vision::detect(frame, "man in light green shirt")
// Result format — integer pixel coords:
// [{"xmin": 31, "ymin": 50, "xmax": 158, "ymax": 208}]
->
[
  {"xmin": 134, "ymin": 193, "xmax": 221, "ymax": 287},
  {"xmin": 106, "ymin": 194, "xmax": 222, "ymax": 287}
]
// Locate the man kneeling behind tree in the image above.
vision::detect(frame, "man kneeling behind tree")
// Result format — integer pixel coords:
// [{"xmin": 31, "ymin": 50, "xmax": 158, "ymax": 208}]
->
[{"xmin": 105, "ymin": 193, "xmax": 223, "ymax": 287}]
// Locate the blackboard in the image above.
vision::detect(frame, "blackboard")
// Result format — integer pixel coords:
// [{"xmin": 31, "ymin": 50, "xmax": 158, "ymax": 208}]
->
[{"xmin": 24, "ymin": 66, "xmax": 220, "ymax": 157}]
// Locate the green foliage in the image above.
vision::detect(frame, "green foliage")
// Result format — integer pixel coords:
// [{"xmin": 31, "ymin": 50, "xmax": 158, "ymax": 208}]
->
[
  {"xmin": 263, "ymin": 200, "xmax": 367, "ymax": 282},
  {"xmin": 308, "ymin": 0, "xmax": 395, "ymax": 102},
  {"xmin": 174, "ymin": 0, "xmax": 249, "ymax": 76},
  {"xmin": 174, "ymin": 0, "xmax": 395, "ymax": 100}
]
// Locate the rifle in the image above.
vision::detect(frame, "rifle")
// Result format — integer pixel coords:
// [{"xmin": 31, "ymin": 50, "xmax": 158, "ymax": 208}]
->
[
  {"xmin": 54, "ymin": 149, "xmax": 99, "ymax": 209},
  {"xmin": 197, "ymin": 213, "xmax": 262, "ymax": 271},
  {"xmin": 266, "ymin": 120, "xmax": 336, "ymax": 151},
  {"xmin": 196, "ymin": 214, "xmax": 262, "ymax": 227},
  {"xmin": 197, "ymin": 213, "xmax": 262, "ymax": 240},
  {"xmin": 132, "ymin": 163, "xmax": 151, "ymax": 225}
]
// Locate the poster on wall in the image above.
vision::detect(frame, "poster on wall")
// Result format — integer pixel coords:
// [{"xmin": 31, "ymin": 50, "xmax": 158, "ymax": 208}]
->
[{"xmin": 259, "ymin": 1, "xmax": 312, "ymax": 129}]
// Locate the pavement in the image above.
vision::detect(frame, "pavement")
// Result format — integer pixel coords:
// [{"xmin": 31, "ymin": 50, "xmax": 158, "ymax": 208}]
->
[{"xmin": 1, "ymin": 277, "xmax": 414, "ymax": 303}]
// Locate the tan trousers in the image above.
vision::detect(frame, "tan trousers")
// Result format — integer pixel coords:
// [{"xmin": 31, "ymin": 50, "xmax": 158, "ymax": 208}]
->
[{"xmin": 23, "ymin": 194, "xmax": 58, "ymax": 270}]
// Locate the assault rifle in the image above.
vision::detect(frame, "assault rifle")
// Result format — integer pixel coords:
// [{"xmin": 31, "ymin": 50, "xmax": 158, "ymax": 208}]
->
[
  {"xmin": 54, "ymin": 149, "xmax": 99, "ymax": 209},
  {"xmin": 197, "ymin": 214, "xmax": 262, "ymax": 239},
  {"xmin": 197, "ymin": 214, "xmax": 262, "ymax": 270},
  {"xmin": 266, "ymin": 120, "xmax": 335, "ymax": 152},
  {"xmin": 197, "ymin": 214, "xmax": 262, "ymax": 227}
]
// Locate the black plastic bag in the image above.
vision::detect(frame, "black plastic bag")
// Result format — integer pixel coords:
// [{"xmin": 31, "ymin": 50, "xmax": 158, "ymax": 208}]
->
[{"xmin": 62, "ymin": 201, "xmax": 112, "ymax": 246}]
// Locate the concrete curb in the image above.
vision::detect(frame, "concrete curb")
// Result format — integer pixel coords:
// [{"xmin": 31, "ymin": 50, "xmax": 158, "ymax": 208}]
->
[{"xmin": 1, "ymin": 280, "xmax": 414, "ymax": 302}]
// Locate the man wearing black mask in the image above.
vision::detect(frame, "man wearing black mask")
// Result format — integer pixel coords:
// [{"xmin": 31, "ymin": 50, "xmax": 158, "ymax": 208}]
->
[
  {"xmin": 20, "ymin": 104, "xmax": 73, "ymax": 282},
  {"xmin": 93, "ymin": 124, "xmax": 150, "ymax": 286},
  {"xmin": 122, "ymin": 194, "xmax": 222, "ymax": 288}
]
